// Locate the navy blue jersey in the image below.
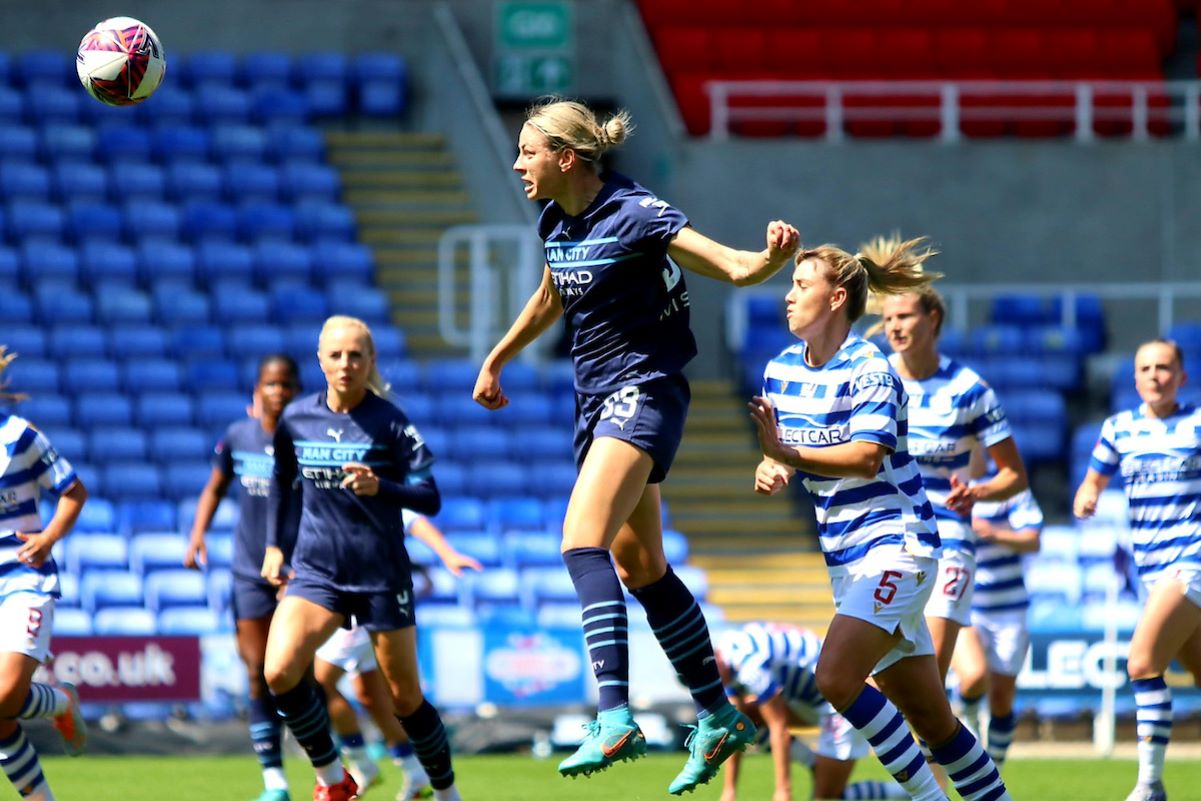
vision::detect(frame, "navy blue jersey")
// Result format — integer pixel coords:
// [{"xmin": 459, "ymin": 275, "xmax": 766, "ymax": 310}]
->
[
  {"xmin": 269, "ymin": 391, "xmax": 436, "ymax": 593},
  {"xmin": 213, "ymin": 418, "xmax": 279, "ymax": 581},
  {"xmin": 538, "ymin": 171, "xmax": 696, "ymax": 395}
]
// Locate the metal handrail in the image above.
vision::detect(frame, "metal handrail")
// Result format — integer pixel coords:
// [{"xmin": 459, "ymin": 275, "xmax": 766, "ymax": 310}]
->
[{"xmin": 705, "ymin": 79, "xmax": 1201, "ymax": 142}]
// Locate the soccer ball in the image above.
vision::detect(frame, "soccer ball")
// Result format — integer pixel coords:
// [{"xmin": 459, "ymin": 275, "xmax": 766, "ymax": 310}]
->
[{"xmin": 76, "ymin": 17, "xmax": 166, "ymax": 106}]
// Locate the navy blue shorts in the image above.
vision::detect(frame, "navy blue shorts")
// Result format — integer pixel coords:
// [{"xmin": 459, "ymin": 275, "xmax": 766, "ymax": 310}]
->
[
  {"xmin": 285, "ymin": 576, "xmax": 416, "ymax": 631},
  {"xmin": 230, "ymin": 574, "xmax": 279, "ymax": 622},
  {"xmin": 573, "ymin": 374, "xmax": 690, "ymax": 484}
]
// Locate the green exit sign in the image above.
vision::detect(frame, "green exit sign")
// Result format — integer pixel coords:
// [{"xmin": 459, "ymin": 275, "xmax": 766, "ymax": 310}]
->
[{"xmin": 497, "ymin": 1, "xmax": 573, "ymax": 50}]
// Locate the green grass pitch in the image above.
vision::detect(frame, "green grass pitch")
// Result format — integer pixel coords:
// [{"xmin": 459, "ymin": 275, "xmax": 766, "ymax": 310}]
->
[{"xmin": 16, "ymin": 752, "xmax": 1201, "ymax": 800}]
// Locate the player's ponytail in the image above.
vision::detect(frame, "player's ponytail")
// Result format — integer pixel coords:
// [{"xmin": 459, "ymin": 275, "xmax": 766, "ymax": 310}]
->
[
  {"xmin": 318, "ymin": 316, "xmax": 392, "ymax": 398},
  {"xmin": 0, "ymin": 346, "xmax": 28, "ymax": 403},
  {"xmin": 800, "ymin": 236, "xmax": 941, "ymax": 324},
  {"xmin": 526, "ymin": 98, "xmax": 633, "ymax": 164}
]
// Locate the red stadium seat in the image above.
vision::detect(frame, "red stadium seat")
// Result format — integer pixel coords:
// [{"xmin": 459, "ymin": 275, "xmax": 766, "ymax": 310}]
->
[
  {"xmin": 714, "ymin": 29, "xmax": 769, "ymax": 71},
  {"xmin": 654, "ymin": 28, "xmax": 714, "ymax": 72}
]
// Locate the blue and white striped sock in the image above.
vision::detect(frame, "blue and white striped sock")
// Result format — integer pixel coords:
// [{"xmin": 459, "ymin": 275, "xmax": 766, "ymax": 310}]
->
[
  {"xmin": 0, "ymin": 725, "xmax": 53, "ymax": 800},
  {"xmin": 986, "ymin": 712, "xmax": 1016, "ymax": 768},
  {"xmin": 17, "ymin": 684, "xmax": 68, "ymax": 720},
  {"xmin": 1133, "ymin": 676, "xmax": 1172, "ymax": 786},
  {"xmin": 840, "ymin": 687, "xmax": 942, "ymax": 800},
  {"xmin": 930, "ymin": 723, "xmax": 1011, "ymax": 801},
  {"xmin": 844, "ymin": 778, "xmax": 908, "ymax": 798},
  {"xmin": 564, "ymin": 547, "xmax": 630, "ymax": 712}
]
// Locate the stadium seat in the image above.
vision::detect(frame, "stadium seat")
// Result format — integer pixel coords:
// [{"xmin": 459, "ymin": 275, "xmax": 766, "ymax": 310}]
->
[
  {"xmin": 663, "ymin": 529, "xmax": 689, "ymax": 563},
  {"xmin": 196, "ymin": 392, "xmax": 253, "ymax": 428},
  {"xmin": 434, "ymin": 497, "xmax": 486, "ymax": 532},
  {"xmin": 117, "ymin": 499, "xmax": 178, "ymax": 535},
  {"xmin": 36, "ymin": 285, "xmax": 91, "ymax": 325},
  {"xmin": 11, "ymin": 203, "xmax": 65, "ymax": 241},
  {"xmin": 129, "ymin": 533, "xmax": 189, "ymax": 575},
  {"xmin": 270, "ymin": 286, "xmax": 329, "ymax": 324},
  {"xmin": 497, "ymin": 394, "xmax": 555, "ymax": 426},
  {"xmin": 524, "ymin": 566, "xmax": 577, "ymax": 606},
  {"xmin": 0, "ymin": 126, "xmax": 36, "ymax": 162},
  {"xmin": 432, "ymin": 463, "xmax": 466, "ymax": 496},
  {"xmin": 53, "ymin": 161, "xmax": 108, "ymax": 202},
  {"xmin": 73, "ymin": 496, "xmax": 116, "ymax": 533},
  {"xmin": 179, "ymin": 497, "xmax": 240, "ymax": 535},
  {"xmin": 8, "ymin": 358, "xmax": 58, "ymax": 393},
  {"xmin": 0, "ymin": 163, "xmax": 51, "ymax": 200},
  {"xmin": 181, "ymin": 200, "xmax": 238, "ymax": 242},
  {"xmin": 87, "ymin": 427, "xmax": 148, "ymax": 462},
  {"xmin": 134, "ymin": 392, "xmax": 195, "ymax": 428},
  {"xmin": 150, "ymin": 427, "xmax": 211, "ymax": 465},
  {"xmin": 205, "ymin": 534, "xmax": 234, "ymax": 569},
  {"xmin": 163, "ymin": 461, "xmax": 214, "ymax": 500},
  {"xmin": 153, "ymin": 125, "xmax": 211, "ymax": 162},
  {"xmin": 466, "ymin": 567, "xmax": 523, "ymax": 609},
  {"xmin": 311, "ymin": 241, "xmax": 373, "ymax": 285},
  {"xmin": 423, "ymin": 568, "xmax": 465, "ymax": 606},
  {"xmin": 53, "ymin": 607, "xmax": 93, "ymax": 636},
  {"xmin": 17, "ymin": 397, "xmax": 71, "ymax": 428},
  {"xmin": 157, "ymin": 606, "xmax": 223, "ymax": 635},
  {"xmin": 538, "ymin": 462, "xmax": 579, "ymax": 499},
  {"xmin": 66, "ymin": 534, "xmax": 128, "ymax": 574},
  {"xmin": 80, "ymin": 570, "xmax": 143, "ymax": 612},
  {"xmin": 445, "ymin": 532, "xmax": 503, "ymax": 568},
  {"xmin": 488, "ymin": 496, "xmax": 544, "ymax": 531},
  {"xmin": 75, "ymin": 394, "xmax": 133, "ymax": 428},
  {"xmin": 110, "ymin": 327, "xmax": 169, "ymax": 361},
  {"xmin": 536, "ymin": 602, "xmax": 582, "ymax": 629},
  {"xmin": 144, "ymin": 570, "xmax": 208, "ymax": 612},
  {"xmin": 122, "ymin": 359, "xmax": 182, "ymax": 393},
  {"xmin": 238, "ymin": 201, "xmax": 296, "ymax": 242},
  {"xmin": 448, "ymin": 427, "xmax": 511, "ymax": 461},
  {"xmin": 506, "ymin": 531, "xmax": 562, "ymax": 567},
  {"xmin": 673, "ymin": 565, "xmax": 709, "ymax": 601},
  {"xmin": 4, "ymin": 328, "xmax": 46, "ymax": 359},
  {"xmin": 210, "ymin": 286, "xmax": 270, "ymax": 323},
  {"xmin": 253, "ymin": 240, "xmax": 310, "ymax": 284},
  {"xmin": 100, "ymin": 462, "xmax": 163, "ymax": 501},
  {"xmin": 293, "ymin": 202, "xmax": 355, "ymax": 241},
  {"xmin": 266, "ymin": 123, "xmax": 325, "ymax": 162},
  {"xmin": 207, "ymin": 568, "xmax": 233, "ymax": 613},
  {"xmin": 467, "ymin": 461, "xmax": 529, "ymax": 497},
  {"xmin": 92, "ymin": 607, "xmax": 157, "ymax": 636},
  {"xmin": 40, "ymin": 426, "xmax": 84, "ymax": 463}
]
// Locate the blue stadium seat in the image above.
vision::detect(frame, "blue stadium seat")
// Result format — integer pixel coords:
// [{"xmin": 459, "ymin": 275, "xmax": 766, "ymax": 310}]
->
[
  {"xmin": 520, "ymin": 428, "xmax": 573, "ymax": 461},
  {"xmin": 133, "ymin": 86, "xmax": 193, "ymax": 126},
  {"xmin": 184, "ymin": 52, "xmax": 238, "ymax": 87},
  {"xmin": 178, "ymin": 496, "xmax": 239, "ymax": 535},
  {"xmin": 446, "ymin": 532, "xmax": 504, "ymax": 568},
  {"xmin": 87, "ymin": 427, "xmax": 148, "ymax": 462},
  {"xmin": 536, "ymin": 602, "xmax": 581, "ymax": 629},
  {"xmin": 295, "ymin": 52, "xmax": 347, "ymax": 85},
  {"xmin": 435, "ymin": 497, "xmax": 486, "ymax": 531},
  {"xmin": 500, "ymin": 394, "xmax": 556, "ymax": 427},
  {"xmin": 120, "ymin": 357, "xmax": 179, "ymax": 392},
  {"xmin": 379, "ymin": 360, "xmax": 422, "ymax": 392},
  {"xmin": 117, "ymin": 499, "xmax": 178, "ymax": 534},
  {"xmin": 476, "ymin": 605, "xmax": 534, "ymax": 628},
  {"xmin": 144, "ymin": 570, "xmax": 207, "ymax": 611},
  {"xmin": 35, "ymin": 284, "xmax": 91, "ymax": 325},
  {"xmin": 40, "ymin": 426, "xmax": 84, "ymax": 462},
  {"xmin": 266, "ymin": 124, "xmax": 324, "ymax": 162},
  {"xmin": 270, "ymin": 286, "xmax": 328, "ymax": 324},
  {"xmin": 10, "ymin": 201, "xmax": 64, "ymax": 241},
  {"xmin": 165, "ymin": 328, "xmax": 226, "ymax": 363},
  {"xmin": 17, "ymin": 396, "xmax": 71, "ymax": 427},
  {"xmin": 100, "ymin": 462, "xmax": 163, "ymax": 501},
  {"xmin": 162, "ymin": 461, "xmax": 213, "ymax": 499},
  {"xmin": 432, "ymin": 462, "xmax": 466, "ymax": 495},
  {"xmin": 506, "ymin": 531, "xmax": 561, "ymax": 567},
  {"xmin": 448, "ymin": 427, "xmax": 511, "ymax": 461},
  {"xmin": 205, "ymin": 533, "xmax": 233, "ymax": 568},
  {"xmin": 407, "ymin": 538, "xmax": 438, "ymax": 567},
  {"xmin": 416, "ymin": 605, "xmax": 476, "ymax": 627},
  {"xmin": 94, "ymin": 285, "xmax": 152, "ymax": 322},
  {"xmin": 167, "ymin": 161, "xmax": 222, "ymax": 201},
  {"xmin": 524, "ymin": 566, "xmax": 576, "ymax": 606},
  {"xmin": 663, "ymin": 529, "xmax": 689, "ymax": 564},
  {"xmin": 210, "ymin": 286, "xmax": 270, "ymax": 323},
  {"xmin": 116, "ymin": 164, "xmax": 166, "ymax": 201},
  {"xmin": 294, "ymin": 202, "xmax": 355, "ymax": 241},
  {"xmin": 152, "ymin": 125, "xmax": 210, "ymax": 162},
  {"xmin": 196, "ymin": 392, "xmax": 251, "ymax": 428},
  {"xmin": 130, "ymin": 533, "xmax": 189, "ymax": 575},
  {"xmin": 422, "ymin": 360, "xmax": 483, "ymax": 395},
  {"xmin": 129, "ymin": 208, "xmax": 183, "ymax": 251},
  {"xmin": 1027, "ymin": 601, "xmax": 1084, "ymax": 633},
  {"xmin": 1001, "ymin": 389, "xmax": 1066, "ymax": 428},
  {"xmin": 152, "ymin": 286, "xmax": 210, "ymax": 325},
  {"xmin": 303, "ymin": 80, "xmax": 349, "ymax": 118},
  {"xmin": 238, "ymin": 202, "xmax": 296, "ymax": 242},
  {"xmin": 280, "ymin": 162, "xmax": 340, "ymax": 201},
  {"xmin": 488, "ymin": 496, "xmax": 544, "ymax": 531},
  {"xmin": 423, "ymin": 568, "xmax": 465, "ymax": 606},
  {"xmin": 73, "ymin": 495, "xmax": 116, "ymax": 534},
  {"xmin": 539, "ymin": 462, "xmax": 579, "ymax": 498},
  {"xmin": 182, "ymin": 359, "xmax": 240, "ymax": 392},
  {"xmin": 1048, "ymin": 293, "xmax": 1106, "ymax": 353},
  {"xmin": 157, "ymin": 606, "xmax": 223, "ymax": 635},
  {"xmin": 134, "ymin": 392, "xmax": 195, "ymax": 427},
  {"xmin": 197, "ymin": 86, "xmax": 252, "ymax": 123},
  {"xmin": 225, "ymin": 162, "xmax": 280, "ymax": 204},
  {"xmin": 358, "ymin": 70, "xmax": 408, "ymax": 118},
  {"xmin": 211, "ymin": 124, "xmax": 267, "ymax": 162},
  {"xmin": 69, "ymin": 463, "xmax": 99, "ymax": 495},
  {"xmin": 26, "ymin": 87, "xmax": 81, "ymax": 124},
  {"xmin": 181, "ymin": 200, "xmax": 238, "ymax": 242},
  {"xmin": 108, "ymin": 323, "xmax": 171, "ymax": 366},
  {"xmin": 97, "ymin": 124, "xmax": 153, "ymax": 165},
  {"xmin": 81, "ymin": 570, "xmax": 143, "ymax": 612},
  {"xmin": 41, "ymin": 124, "xmax": 95, "ymax": 162},
  {"xmin": 1, "ymin": 163, "xmax": 51, "ymax": 200},
  {"xmin": 240, "ymin": 51, "xmax": 292, "ymax": 86},
  {"xmin": 433, "ymin": 396, "xmax": 500, "ymax": 428},
  {"xmin": 16, "ymin": 50, "xmax": 71, "ymax": 87},
  {"xmin": 67, "ymin": 534, "xmax": 128, "ymax": 574},
  {"xmin": 151, "ymin": 428, "xmax": 210, "ymax": 464},
  {"xmin": 207, "ymin": 568, "xmax": 233, "ymax": 612},
  {"xmin": 53, "ymin": 161, "xmax": 108, "ymax": 202},
  {"xmin": 92, "ymin": 607, "xmax": 156, "ymax": 635},
  {"xmin": 8, "ymin": 357, "xmax": 57, "ymax": 394},
  {"xmin": 4, "ymin": 328, "xmax": 46, "ymax": 359},
  {"xmin": 372, "ymin": 325, "xmax": 406, "ymax": 360},
  {"xmin": 311, "ymin": 240, "xmax": 373, "ymax": 285},
  {"xmin": 252, "ymin": 88, "xmax": 310, "ymax": 123},
  {"xmin": 53, "ymin": 608, "xmax": 93, "ymax": 636},
  {"xmin": 224, "ymin": 325, "xmax": 285, "ymax": 361},
  {"xmin": 75, "ymin": 394, "xmax": 133, "ymax": 428},
  {"xmin": 542, "ymin": 497, "xmax": 570, "ymax": 531},
  {"xmin": 467, "ymin": 461, "xmax": 529, "ymax": 497},
  {"xmin": 0, "ymin": 90, "xmax": 23, "ymax": 124},
  {"xmin": 0, "ymin": 126, "xmax": 36, "ymax": 161},
  {"xmin": 673, "ymin": 565, "xmax": 709, "ymax": 601},
  {"xmin": 991, "ymin": 294, "xmax": 1053, "ymax": 327}
]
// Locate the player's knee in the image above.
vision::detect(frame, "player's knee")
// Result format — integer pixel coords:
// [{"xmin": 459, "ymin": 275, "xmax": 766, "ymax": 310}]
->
[
  {"xmin": 0, "ymin": 689, "xmax": 24, "ymax": 719},
  {"xmin": 392, "ymin": 685, "xmax": 424, "ymax": 717},
  {"xmin": 814, "ymin": 662, "xmax": 859, "ymax": 710},
  {"xmin": 1126, "ymin": 652, "xmax": 1161, "ymax": 681},
  {"xmin": 263, "ymin": 660, "xmax": 301, "ymax": 694}
]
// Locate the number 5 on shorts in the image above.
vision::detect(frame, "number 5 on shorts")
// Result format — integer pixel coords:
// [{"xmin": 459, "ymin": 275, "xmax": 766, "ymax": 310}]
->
[{"xmin": 873, "ymin": 570, "xmax": 904, "ymax": 606}]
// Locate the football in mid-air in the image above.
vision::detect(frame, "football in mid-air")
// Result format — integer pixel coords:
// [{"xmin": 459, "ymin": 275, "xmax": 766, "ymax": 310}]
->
[{"xmin": 76, "ymin": 16, "xmax": 166, "ymax": 106}]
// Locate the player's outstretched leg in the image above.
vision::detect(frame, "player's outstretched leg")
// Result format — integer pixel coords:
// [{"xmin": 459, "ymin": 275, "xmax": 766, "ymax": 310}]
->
[{"xmin": 17, "ymin": 681, "xmax": 87, "ymax": 757}]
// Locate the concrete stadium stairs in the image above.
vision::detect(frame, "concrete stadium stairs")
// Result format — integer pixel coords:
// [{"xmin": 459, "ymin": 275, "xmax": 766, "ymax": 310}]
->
[
  {"xmin": 326, "ymin": 131, "xmax": 474, "ymax": 357},
  {"xmin": 664, "ymin": 378, "xmax": 834, "ymax": 631}
]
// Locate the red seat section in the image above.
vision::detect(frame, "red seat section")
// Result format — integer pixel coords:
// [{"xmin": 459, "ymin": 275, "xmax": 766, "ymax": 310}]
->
[{"xmin": 639, "ymin": 0, "xmax": 1172, "ymax": 138}]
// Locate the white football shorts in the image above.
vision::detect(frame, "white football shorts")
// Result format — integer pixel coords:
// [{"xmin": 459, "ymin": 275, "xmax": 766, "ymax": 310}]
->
[
  {"xmin": 315, "ymin": 624, "xmax": 377, "ymax": 674},
  {"xmin": 829, "ymin": 543, "xmax": 937, "ymax": 675},
  {"xmin": 968, "ymin": 608, "xmax": 1030, "ymax": 677},
  {"xmin": 0, "ymin": 592, "xmax": 55, "ymax": 663},
  {"xmin": 924, "ymin": 542, "xmax": 977, "ymax": 627}
]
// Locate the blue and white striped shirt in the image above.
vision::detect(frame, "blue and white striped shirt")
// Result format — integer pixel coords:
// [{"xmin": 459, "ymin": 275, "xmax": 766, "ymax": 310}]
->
[
  {"xmin": 1090, "ymin": 403, "xmax": 1201, "ymax": 581},
  {"xmin": 971, "ymin": 488, "xmax": 1042, "ymax": 614},
  {"xmin": 0, "ymin": 415, "xmax": 77, "ymax": 598},
  {"xmin": 890, "ymin": 354, "xmax": 1011, "ymax": 554},
  {"xmin": 764, "ymin": 333, "xmax": 939, "ymax": 572},
  {"xmin": 717, "ymin": 623, "xmax": 826, "ymax": 718}
]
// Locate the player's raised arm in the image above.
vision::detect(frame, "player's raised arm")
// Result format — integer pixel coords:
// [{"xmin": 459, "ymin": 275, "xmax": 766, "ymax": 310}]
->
[
  {"xmin": 668, "ymin": 220, "xmax": 799, "ymax": 287},
  {"xmin": 473, "ymin": 265, "xmax": 562, "ymax": 410}
]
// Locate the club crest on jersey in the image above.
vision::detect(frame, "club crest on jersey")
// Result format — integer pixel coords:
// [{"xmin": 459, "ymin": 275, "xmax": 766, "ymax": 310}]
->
[
  {"xmin": 915, "ymin": 571, "xmax": 927, "ymax": 585},
  {"xmin": 874, "ymin": 601, "xmax": 884, "ymax": 613},
  {"xmin": 326, "ymin": 427, "xmax": 343, "ymax": 443}
]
